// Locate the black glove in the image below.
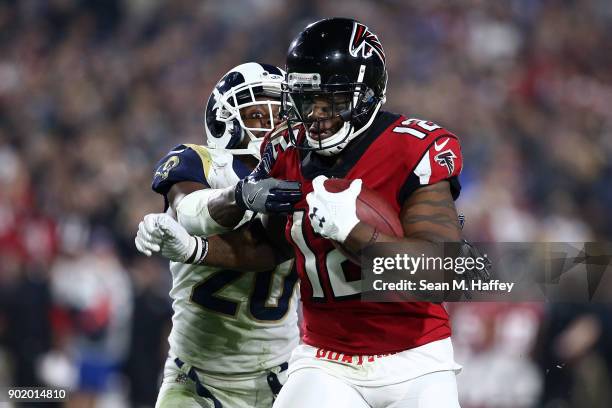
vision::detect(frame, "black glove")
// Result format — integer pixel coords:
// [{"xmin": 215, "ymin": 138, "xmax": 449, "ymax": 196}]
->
[
  {"xmin": 234, "ymin": 141, "xmax": 302, "ymax": 213},
  {"xmin": 456, "ymin": 214, "xmax": 492, "ymax": 299},
  {"xmin": 235, "ymin": 177, "xmax": 302, "ymax": 213},
  {"xmin": 457, "ymin": 239, "xmax": 492, "ymax": 299}
]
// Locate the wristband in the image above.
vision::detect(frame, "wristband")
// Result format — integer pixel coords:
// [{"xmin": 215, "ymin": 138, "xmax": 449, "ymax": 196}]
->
[
  {"xmin": 196, "ymin": 237, "xmax": 209, "ymax": 264},
  {"xmin": 186, "ymin": 237, "xmax": 209, "ymax": 265}
]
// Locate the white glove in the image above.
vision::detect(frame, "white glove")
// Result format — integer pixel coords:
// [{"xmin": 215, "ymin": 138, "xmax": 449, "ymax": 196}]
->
[
  {"xmin": 135, "ymin": 213, "xmax": 206, "ymax": 263},
  {"xmin": 135, "ymin": 213, "xmax": 163, "ymax": 256},
  {"xmin": 305, "ymin": 176, "xmax": 361, "ymax": 243}
]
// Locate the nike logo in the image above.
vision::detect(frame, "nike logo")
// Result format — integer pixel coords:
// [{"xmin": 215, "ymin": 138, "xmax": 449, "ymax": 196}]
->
[
  {"xmin": 167, "ymin": 148, "xmax": 187, "ymax": 155},
  {"xmin": 247, "ymin": 188, "xmax": 264, "ymax": 206},
  {"xmin": 434, "ymin": 138, "xmax": 449, "ymax": 152}
]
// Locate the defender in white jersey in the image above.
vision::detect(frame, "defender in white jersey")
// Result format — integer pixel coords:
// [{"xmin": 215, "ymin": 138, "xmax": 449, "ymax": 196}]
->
[{"xmin": 135, "ymin": 63, "xmax": 300, "ymax": 408}]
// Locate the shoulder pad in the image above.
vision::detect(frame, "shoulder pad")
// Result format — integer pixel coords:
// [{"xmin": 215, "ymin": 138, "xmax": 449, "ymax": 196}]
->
[{"xmin": 151, "ymin": 144, "xmax": 212, "ymax": 196}]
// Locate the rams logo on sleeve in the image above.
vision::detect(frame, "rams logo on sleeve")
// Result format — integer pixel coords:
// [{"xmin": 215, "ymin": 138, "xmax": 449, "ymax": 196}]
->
[{"xmin": 155, "ymin": 156, "xmax": 180, "ymax": 181}]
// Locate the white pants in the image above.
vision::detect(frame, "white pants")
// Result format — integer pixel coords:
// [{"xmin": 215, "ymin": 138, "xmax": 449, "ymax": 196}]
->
[
  {"xmin": 156, "ymin": 356, "xmax": 287, "ymax": 408},
  {"xmin": 274, "ymin": 339, "xmax": 461, "ymax": 408},
  {"xmin": 274, "ymin": 368, "xmax": 460, "ymax": 408}
]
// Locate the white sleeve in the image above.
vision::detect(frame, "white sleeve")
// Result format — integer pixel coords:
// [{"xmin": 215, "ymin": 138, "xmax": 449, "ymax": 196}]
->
[{"xmin": 176, "ymin": 189, "xmax": 253, "ymax": 236}]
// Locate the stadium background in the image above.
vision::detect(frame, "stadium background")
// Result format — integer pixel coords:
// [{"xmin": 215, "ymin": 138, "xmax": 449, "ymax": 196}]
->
[{"xmin": 1, "ymin": 0, "xmax": 611, "ymax": 407}]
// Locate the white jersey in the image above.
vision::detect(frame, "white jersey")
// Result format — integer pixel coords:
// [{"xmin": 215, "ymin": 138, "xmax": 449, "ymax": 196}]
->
[{"xmin": 152, "ymin": 144, "xmax": 299, "ymax": 375}]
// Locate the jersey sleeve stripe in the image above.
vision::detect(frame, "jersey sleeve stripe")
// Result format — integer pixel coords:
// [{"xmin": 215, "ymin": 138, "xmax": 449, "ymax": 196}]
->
[{"xmin": 184, "ymin": 144, "xmax": 213, "ymax": 181}]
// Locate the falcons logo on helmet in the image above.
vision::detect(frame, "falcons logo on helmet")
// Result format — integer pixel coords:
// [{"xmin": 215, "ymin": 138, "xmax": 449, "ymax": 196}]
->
[
  {"xmin": 434, "ymin": 149, "xmax": 457, "ymax": 175},
  {"xmin": 349, "ymin": 22, "xmax": 386, "ymax": 64}
]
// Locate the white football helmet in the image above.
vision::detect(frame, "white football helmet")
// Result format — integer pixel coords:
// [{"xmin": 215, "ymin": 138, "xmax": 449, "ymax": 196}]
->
[{"xmin": 204, "ymin": 62, "xmax": 285, "ymax": 158}]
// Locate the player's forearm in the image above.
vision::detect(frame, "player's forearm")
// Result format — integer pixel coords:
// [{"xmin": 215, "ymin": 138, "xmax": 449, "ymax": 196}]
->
[
  {"xmin": 136, "ymin": 211, "xmax": 277, "ymax": 270},
  {"xmin": 175, "ymin": 187, "xmax": 244, "ymax": 235},
  {"xmin": 202, "ymin": 228, "xmax": 280, "ymax": 272},
  {"xmin": 207, "ymin": 186, "xmax": 246, "ymax": 228},
  {"xmin": 342, "ymin": 221, "xmax": 461, "ymax": 254},
  {"xmin": 343, "ymin": 181, "xmax": 462, "ymax": 252}
]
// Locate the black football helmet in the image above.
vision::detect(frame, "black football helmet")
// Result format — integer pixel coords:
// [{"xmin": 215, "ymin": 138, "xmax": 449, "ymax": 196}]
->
[
  {"xmin": 205, "ymin": 62, "xmax": 285, "ymax": 158},
  {"xmin": 282, "ymin": 18, "xmax": 387, "ymax": 156}
]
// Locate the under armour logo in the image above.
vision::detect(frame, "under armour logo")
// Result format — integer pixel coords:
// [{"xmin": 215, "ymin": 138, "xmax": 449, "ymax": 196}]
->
[{"xmin": 309, "ymin": 207, "xmax": 325, "ymax": 228}]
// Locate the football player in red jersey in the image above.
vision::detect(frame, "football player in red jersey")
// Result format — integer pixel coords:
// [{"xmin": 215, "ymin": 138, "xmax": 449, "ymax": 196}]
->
[
  {"xmin": 266, "ymin": 18, "xmax": 462, "ymax": 407},
  {"xmin": 139, "ymin": 18, "xmax": 464, "ymax": 407}
]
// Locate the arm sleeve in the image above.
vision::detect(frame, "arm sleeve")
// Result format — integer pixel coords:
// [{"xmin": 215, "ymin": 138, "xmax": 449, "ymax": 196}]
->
[
  {"xmin": 397, "ymin": 135, "xmax": 463, "ymax": 205},
  {"xmin": 151, "ymin": 144, "xmax": 211, "ymax": 210},
  {"xmin": 176, "ymin": 189, "xmax": 254, "ymax": 237}
]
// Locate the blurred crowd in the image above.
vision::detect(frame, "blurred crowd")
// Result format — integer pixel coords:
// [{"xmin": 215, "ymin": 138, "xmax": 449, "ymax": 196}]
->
[{"xmin": 1, "ymin": 0, "xmax": 611, "ymax": 407}]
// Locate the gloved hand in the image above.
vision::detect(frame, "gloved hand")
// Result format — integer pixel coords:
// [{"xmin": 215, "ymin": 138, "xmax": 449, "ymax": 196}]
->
[
  {"xmin": 135, "ymin": 213, "xmax": 208, "ymax": 264},
  {"xmin": 456, "ymin": 239, "xmax": 492, "ymax": 299},
  {"xmin": 234, "ymin": 140, "xmax": 302, "ymax": 213},
  {"xmin": 305, "ymin": 176, "xmax": 362, "ymax": 243}
]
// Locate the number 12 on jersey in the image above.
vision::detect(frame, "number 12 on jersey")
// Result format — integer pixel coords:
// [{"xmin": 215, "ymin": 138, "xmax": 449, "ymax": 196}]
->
[
  {"xmin": 290, "ymin": 211, "xmax": 362, "ymax": 300},
  {"xmin": 393, "ymin": 119, "xmax": 441, "ymax": 138}
]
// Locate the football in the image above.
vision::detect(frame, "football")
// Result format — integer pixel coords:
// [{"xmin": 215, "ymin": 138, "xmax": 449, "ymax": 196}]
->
[{"xmin": 323, "ymin": 178, "xmax": 403, "ymax": 264}]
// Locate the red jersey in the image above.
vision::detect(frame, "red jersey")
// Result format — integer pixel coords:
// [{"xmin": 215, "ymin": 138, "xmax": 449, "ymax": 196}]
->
[{"xmin": 266, "ymin": 111, "xmax": 463, "ymax": 354}]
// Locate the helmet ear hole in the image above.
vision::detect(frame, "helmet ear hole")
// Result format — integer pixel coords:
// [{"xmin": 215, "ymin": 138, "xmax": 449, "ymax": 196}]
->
[
  {"xmin": 227, "ymin": 119, "xmax": 245, "ymax": 145},
  {"xmin": 207, "ymin": 109, "xmax": 226, "ymax": 136}
]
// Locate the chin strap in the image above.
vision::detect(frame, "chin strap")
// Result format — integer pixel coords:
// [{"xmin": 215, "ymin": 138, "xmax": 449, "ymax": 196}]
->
[
  {"xmin": 307, "ymin": 100, "xmax": 383, "ymax": 156},
  {"xmin": 306, "ymin": 121, "xmax": 353, "ymax": 156}
]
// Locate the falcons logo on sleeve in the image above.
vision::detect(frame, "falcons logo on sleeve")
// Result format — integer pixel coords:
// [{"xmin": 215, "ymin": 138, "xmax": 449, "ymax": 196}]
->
[
  {"xmin": 349, "ymin": 22, "xmax": 386, "ymax": 64},
  {"xmin": 434, "ymin": 150, "xmax": 457, "ymax": 175}
]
